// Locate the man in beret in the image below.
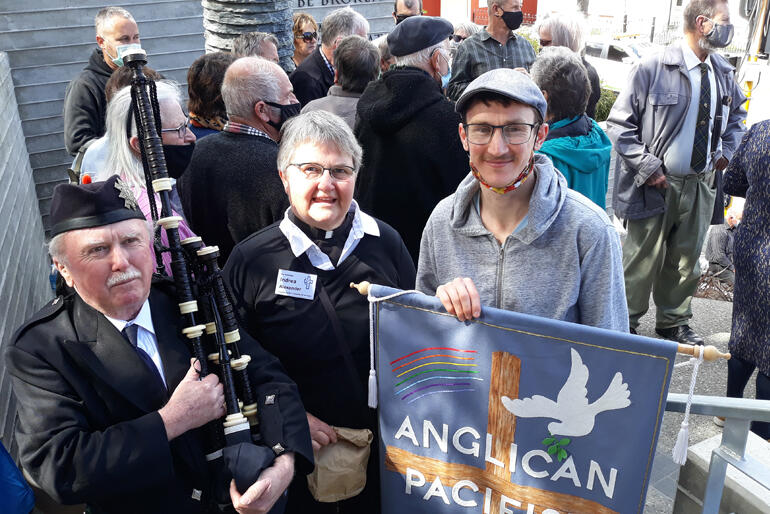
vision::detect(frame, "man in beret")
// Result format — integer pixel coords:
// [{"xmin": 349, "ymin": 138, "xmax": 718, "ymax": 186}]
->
[
  {"xmin": 5, "ymin": 176, "xmax": 313, "ymax": 514},
  {"xmin": 355, "ymin": 15, "xmax": 469, "ymax": 263},
  {"xmin": 416, "ymin": 69, "xmax": 629, "ymax": 331}
]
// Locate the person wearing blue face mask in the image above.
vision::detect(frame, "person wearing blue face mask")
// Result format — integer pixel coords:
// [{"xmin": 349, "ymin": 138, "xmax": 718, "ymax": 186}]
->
[
  {"xmin": 446, "ymin": 0, "xmax": 535, "ymax": 101},
  {"xmin": 64, "ymin": 7, "xmax": 140, "ymax": 157},
  {"xmin": 606, "ymin": 0, "xmax": 746, "ymax": 346},
  {"xmin": 354, "ymin": 16, "xmax": 469, "ymax": 263}
]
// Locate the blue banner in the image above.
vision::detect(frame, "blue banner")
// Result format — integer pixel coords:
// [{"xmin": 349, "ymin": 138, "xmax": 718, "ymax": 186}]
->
[{"xmin": 370, "ymin": 285, "xmax": 677, "ymax": 514}]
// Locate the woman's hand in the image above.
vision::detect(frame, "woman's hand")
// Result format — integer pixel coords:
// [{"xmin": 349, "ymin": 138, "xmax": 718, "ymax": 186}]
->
[
  {"xmin": 306, "ymin": 412, "xmax": 337, "ymax": 451},
  {"xmin": 436, "ymin": 277, "xmax": 481, "ymax": 322}
]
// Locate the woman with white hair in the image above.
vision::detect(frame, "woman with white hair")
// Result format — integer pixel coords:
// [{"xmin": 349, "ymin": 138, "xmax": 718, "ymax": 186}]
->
[
  {"xmin": 536, "ymin": 12, "xmax": 601, "ymax": 118},
  {"xmin": 103, "ymin": 80, "xmax": 197, "ymax": 275},
  {"xmin": 224, "ymin": 110, "xmax": 415, "ymax": 513}
]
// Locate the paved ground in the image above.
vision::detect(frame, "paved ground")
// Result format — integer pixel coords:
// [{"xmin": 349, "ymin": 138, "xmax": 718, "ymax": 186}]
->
[{"xmin": 638, "ymin": 295, "xmax": 755, "ymax": 513}]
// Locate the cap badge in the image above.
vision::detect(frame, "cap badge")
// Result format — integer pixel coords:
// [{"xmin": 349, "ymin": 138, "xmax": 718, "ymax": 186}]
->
[{"xmin": 114, "ymin": 177, "xmax": 139, "ymax": 211}]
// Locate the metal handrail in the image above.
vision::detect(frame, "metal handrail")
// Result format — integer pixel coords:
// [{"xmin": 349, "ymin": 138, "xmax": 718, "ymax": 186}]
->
[{"xmin": 665, "ymin": 393, "xmax": 770, "ymax": 513}]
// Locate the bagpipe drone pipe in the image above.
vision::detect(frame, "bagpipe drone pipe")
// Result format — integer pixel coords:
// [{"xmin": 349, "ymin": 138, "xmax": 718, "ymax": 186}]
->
[{"xmin": 123, "ymin": 50, "xmax": 275, "ymax": 507}]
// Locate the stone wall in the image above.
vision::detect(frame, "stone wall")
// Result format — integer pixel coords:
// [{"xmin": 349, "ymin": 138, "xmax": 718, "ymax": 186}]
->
[{"xmin": 0, "ymin": 52, "xmax": 54, "ymax": 458}]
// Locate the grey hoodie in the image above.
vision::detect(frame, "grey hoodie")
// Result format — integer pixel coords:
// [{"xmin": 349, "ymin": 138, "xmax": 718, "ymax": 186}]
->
[{"xmin": 417, "ymin": 154, "xmax": 628, "ymax": 331}]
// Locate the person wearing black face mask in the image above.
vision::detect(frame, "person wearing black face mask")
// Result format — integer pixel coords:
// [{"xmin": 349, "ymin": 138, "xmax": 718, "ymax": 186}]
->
[
  {"xmin": 179, "ymin": 57, "xmax": 295, "ymax": 264},
  {"xmin": 446, "ymin": 0, "xmax": 535, "ymax": 101},
  {"xmin": 605, "ymin": 0, "xmax": 746, "ymax": 346},
  {"xmin": 393, "ymin": 0, "xmax": 421, "ymax": 24}
]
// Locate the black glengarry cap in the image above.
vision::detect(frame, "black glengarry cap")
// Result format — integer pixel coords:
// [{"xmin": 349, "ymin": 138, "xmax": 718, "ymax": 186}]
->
[{"xmin": 50, "ymin": 175, "xmax": 146, "ymax": 237}]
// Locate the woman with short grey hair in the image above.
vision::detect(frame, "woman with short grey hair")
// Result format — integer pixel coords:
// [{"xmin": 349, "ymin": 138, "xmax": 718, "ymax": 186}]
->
[
  {"xmin": 224, "ymin": 110, "xmax": 415, "ymax": 513},
  {"xmin": 532, "ymin": 47, "xmax": 612, "ymax": 209},
  {"xmin": 536, "ymin": 12, "xmax": 601, "ymax": 118},
  {"xmin": 451, "ymin": 20, "xmax": 482, "ymax": 58}
]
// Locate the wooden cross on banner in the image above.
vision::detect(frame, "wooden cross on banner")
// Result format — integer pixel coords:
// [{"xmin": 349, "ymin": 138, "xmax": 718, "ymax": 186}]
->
[{"xmin": 384, "ymin": 352, "xmax": 618, "ymax": 514}]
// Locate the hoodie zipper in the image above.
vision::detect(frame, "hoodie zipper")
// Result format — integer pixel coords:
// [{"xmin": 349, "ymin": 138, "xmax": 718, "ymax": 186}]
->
[{"xmin": 495, "ymin": 238, "xmax": 507, "ymax": 309}]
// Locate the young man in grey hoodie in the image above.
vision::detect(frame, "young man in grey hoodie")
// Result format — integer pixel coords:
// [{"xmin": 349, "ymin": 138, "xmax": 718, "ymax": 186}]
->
[{"xmin": 416, "ymin": 68, "xmax": 628, "ymax": 331}]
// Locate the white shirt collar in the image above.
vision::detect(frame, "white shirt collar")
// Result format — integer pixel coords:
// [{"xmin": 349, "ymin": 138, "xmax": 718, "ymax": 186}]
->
[
  {"xmin": 279, "ymin": 200, "xmax": 380, "ymax": 270},
  {"xmin": 681, "ymin": 40, "xmax": 713, "ymax": 72},
  {"xmin": 104, "ymin": 299, "xmax": 156, "ymax": 335}
]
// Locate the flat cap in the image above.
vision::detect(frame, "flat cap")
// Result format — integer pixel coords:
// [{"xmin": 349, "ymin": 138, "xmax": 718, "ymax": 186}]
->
[
  {"xmin": 387, "ymin": 16, "xmax": 453, "ymax": 57},
  {"xmin": 50, "ymin": 175, "xmax": 145, "ymax": 237},
  {"xmin": 455, "ymin": 68, "xmax": 547, "ymax": 121}
]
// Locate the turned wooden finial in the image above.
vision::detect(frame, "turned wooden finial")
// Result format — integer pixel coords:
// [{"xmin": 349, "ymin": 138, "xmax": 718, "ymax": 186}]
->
[
  {"xmin": 677, "ymin": 344, "xmax": 730, "ymax": 361},
  {"xmin": 349, "ymin": 281, "xmax": 371, "ymax": 296}
]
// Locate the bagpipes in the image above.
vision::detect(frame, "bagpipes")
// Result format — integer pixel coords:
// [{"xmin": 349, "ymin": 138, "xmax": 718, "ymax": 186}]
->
[{"xmin": 123, "ymin": 50, "xmax": 275, "ymax": 507}]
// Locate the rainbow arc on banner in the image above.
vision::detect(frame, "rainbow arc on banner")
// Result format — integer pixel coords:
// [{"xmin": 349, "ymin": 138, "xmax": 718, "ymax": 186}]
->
[{"xmin": 390, "ymin": 347, "xmax": 484, "ymax": 403}]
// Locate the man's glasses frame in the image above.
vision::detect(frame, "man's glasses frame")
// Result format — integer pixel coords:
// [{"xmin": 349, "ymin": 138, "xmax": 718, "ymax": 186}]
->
[
  {"xmin": 289, "ymin": 162, "xmax": 357, "ymax": 181},
  {"xmin": 463, "ymin": 122, "xmax": 540, "ymax": 145}
]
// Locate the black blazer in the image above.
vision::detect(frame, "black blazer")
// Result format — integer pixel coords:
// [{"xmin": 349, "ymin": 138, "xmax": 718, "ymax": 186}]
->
[
  {"xmin": 6, "ymin": 282, "xmax": 312, "ymax": 514},
  {"xmin": 290, "ymin": 48, "xmax": 334, "ymax": 107}
]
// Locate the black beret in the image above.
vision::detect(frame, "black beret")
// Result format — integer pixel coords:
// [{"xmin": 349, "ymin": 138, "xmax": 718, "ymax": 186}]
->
[
  {"xmin": 50, "ymin": 175, "xmax": 146, "ymax": 237},
  {"xmin": 387, "ymin": 16, "xmax": 453, "ymax": 57}
]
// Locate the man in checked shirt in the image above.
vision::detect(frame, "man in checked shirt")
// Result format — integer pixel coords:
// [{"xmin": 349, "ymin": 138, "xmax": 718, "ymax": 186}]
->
[{"xmin": 447, "ymin": 0, "xmax": 535, "ymax": 101}]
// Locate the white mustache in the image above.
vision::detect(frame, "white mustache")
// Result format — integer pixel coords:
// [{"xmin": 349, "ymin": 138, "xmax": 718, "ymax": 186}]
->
[{"xmin": 106, "ymin": 269, "xmax": 142, "ymax": 287}]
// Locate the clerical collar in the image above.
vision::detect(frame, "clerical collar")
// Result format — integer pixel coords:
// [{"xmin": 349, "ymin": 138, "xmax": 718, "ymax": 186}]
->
[{"xmin": 288, "ymin": 210, "xmax": 354, "ymax": 246}]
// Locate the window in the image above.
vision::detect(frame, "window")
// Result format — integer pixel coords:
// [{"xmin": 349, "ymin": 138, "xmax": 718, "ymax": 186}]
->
[
  {"xmin": 607, "ymin": 45, "xmax": 629, "ymax": 62},
  {"xmin": 585, "ymin": 42, "xmax": 603, "ymax": 57}
]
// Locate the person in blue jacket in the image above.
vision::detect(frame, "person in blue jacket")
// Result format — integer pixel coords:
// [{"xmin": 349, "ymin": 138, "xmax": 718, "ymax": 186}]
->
[{"xmin": 532, "ymin": 46, "xmax": 612, "ymax": 209}]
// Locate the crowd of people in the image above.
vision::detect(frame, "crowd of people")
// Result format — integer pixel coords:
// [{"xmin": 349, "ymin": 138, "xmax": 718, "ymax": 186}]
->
[{"xmin": 4, "ymin": 0, "xmax": 768, "ymax": 513}]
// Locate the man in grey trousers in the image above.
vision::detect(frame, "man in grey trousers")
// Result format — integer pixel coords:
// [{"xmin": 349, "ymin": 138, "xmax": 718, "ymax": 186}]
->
[
  {"xmin": 606, "ymin": 0, "xmax": 746, "ymax": 345},
  {"xmin": 416, "ymin": 68, "xmax": 628, "ymax": 332}
]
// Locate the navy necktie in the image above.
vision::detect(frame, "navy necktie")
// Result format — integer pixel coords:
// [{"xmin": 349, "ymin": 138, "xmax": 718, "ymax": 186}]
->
[
  {"xmin": 122, "ymin": 324, "xmax": 166, "ymax": 392},
  {"xmin": 690, "ymin": 62, "xmax": 711, "ymax": 172}
]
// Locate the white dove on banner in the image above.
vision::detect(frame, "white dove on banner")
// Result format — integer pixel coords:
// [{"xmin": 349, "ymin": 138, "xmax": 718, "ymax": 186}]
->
[{"xmin": 501, "ymin": 348, "xmax": 631, "ymax": 437}]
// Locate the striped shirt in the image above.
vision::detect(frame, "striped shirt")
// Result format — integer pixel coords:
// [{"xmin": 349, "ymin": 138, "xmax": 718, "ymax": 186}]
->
[{"xmin": 447, "ymin": 29, "xmax": 536, "ymax": 101}]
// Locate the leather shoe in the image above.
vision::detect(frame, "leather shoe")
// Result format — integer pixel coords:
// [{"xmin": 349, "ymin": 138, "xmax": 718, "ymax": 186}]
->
[{"xmin": 655, "ymin": 325, "xmax": 704, "ymax": 345}]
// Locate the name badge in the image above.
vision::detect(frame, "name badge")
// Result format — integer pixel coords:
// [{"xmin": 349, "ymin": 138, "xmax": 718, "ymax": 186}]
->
[{"xmin": 275, "ymin": 269, "xmax": 316, "ymax": 300}]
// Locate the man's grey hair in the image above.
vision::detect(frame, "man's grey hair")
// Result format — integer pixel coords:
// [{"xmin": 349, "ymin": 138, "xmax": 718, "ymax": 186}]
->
[
  {"xmin": 95, "ymin": 6, "xmax": 135, "ymax": 36},
  {"xmin": 395, "ymin": 40, "xmax": 444, "ymax": 68},
  {"xmin": 321, "ymin": 7, "xmax": 370, "ymax": 47},
  {"xmin": 104, "ymin": 81, "xmax": 183, "ymax": 190},
  {"xmin": 334, "ymin": 35, "xmax": 379, "ymax": 93},
  {"xmin": 683, "ymin": 0, "xmax": 724, "ymax": 32},
  {"xmin": 535, "ymin": 12, "xmax": 586, "ymax": 53},
  {"xmin": 374, "ymin": 34, "xmax": 392, "ymax": 62},
  {"xmin": 48, "ymin": 219, "xmax": 153, "ymax": 264},
  {"xmin": 232, "ymin": 32, "xmax": 279, "ymax": 57},
  {"xmin": 454, "ymin": 21, "xmax": 482, "ymax": 38},
  {"xmin": 277, "ymin": 111, "xmax": 363, "ymax": 173},
  {"xmin": 221, "ymin": 57, "xmax": 282, "ymax": 120},
  {"xmin": 393, "ymin": 0, "xmax": 422, "ymax": 13},
  {"xmin": 531, "ymin": 46, "xmax": 590, "ymax": 121}
]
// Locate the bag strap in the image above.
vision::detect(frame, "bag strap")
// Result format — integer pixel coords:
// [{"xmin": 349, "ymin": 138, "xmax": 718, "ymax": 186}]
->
[
  {"xmin": 67, "ymin": 138, "xmax": 95, "ymax": 184},
  {"xmin": 297, "ymin": 255, "xmax": 366, "ymax": 403}
]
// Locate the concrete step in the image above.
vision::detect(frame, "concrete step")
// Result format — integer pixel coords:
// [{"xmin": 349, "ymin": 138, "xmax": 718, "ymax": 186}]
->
[
  {"xmin": 33, "ymin": 163, "xmax": 69, "ymax": 187},
  {"xmin": 0, "ymin": 1, "xmax": 202, "ymax": 31},
  {"xmin": 26, "ymin": 131, "xmax": 64, "ymax": 154},
  {"xmin": 29, "ymin": 147, "xmax": 69, "ymax": 169},
  {"xmin": 14, "ymin": 81, "xmax": 67, "ymax": 105},
  {"xmin": 22, "ymin": 116, "xmax": 64, "ymax": 138},
  {"xmin": 0, "ymin": 16, "xmax": 203, "ymax": 50},
  {"xmin": 18, "ymin": 99, "xmax": 63, "ymax": 120},
  {"xmin": 11, "ymin": 49, "xmax": 202, "ymax": 86},
  {"xmin": 5, "ymin": 33, "xmax": 204, "ymax": 68}
]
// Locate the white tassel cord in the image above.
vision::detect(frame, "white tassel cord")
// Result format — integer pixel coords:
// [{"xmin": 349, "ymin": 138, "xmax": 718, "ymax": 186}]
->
[
  {"xmin": 672, "ymin": 345, "xmax": 704, "ymax": 465},
  {"xmin": 367, "ymin": 288, "xmax": 422, "ymax": 409}
]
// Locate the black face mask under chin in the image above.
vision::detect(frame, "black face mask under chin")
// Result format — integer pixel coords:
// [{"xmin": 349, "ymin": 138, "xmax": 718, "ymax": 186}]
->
[
  {"xmin": 501, "ymin": 10, "xmax": 523, "ymax": 31},
  {"xmin": 265, "ymin": 101, "xmax": 302, "ymax": 131},
  {"xmin": 162, "ymin": 142, "xmax": 195, "ymax": 179}
]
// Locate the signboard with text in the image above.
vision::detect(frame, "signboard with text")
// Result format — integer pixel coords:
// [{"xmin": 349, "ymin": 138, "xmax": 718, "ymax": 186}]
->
[
  {"xmin": 370, "ymin": 285, "xmax": 677, "ymax": 514},
  {"xmin": 294, "ymin": 0, "xmax": 393, "ymax": 38}
]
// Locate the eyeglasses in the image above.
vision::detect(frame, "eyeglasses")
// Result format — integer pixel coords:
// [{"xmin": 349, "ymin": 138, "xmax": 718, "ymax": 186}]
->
[
  {"xmin": 539, "ymin": 39, "xmax": 552, "ymax": 47},
  {"xmin": 161, "ymin": 117, "xmax": 190, "ymax": 139},
  {"xmin": 290, "ymin": 162, "xmax": 356, "ymax": 181},
  {"xmin": 451, "ymin": 34, "xmax": 467, "ymax": 43},
  {"xmin": 463, "ymin": 122, "xmax": 539, "ymax": 145},
  {"xmin": 297, "ymin": 31, "xmax": 317, "ymax": 43}
]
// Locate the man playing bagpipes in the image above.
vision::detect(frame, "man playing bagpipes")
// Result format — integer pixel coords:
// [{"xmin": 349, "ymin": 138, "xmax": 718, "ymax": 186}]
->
[{"xmin": 5, "ymin": 176, "xmax": 313, "ymax": 513}]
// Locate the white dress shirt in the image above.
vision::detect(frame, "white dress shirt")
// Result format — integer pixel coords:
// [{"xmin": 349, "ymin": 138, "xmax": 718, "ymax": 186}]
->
[{"xmin": 105, "ymin": 299, "xmax": 167, "ymax": 387}]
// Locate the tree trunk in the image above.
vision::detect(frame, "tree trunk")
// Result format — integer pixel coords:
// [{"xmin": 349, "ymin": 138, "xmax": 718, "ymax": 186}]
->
[{"xmin": 202, "ymin": 0, "xmax": 294, "ymax": 72}]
